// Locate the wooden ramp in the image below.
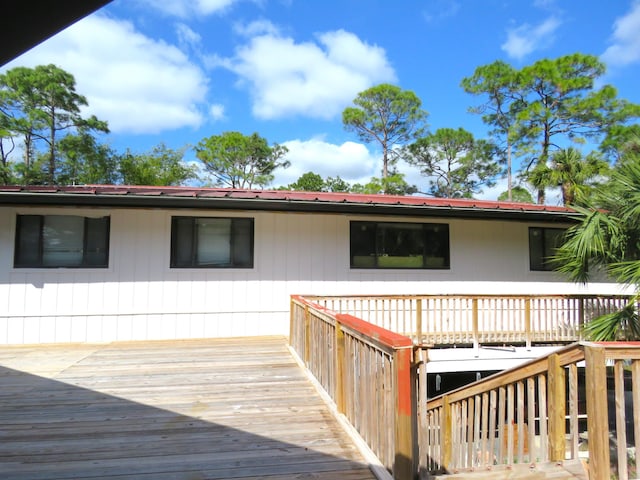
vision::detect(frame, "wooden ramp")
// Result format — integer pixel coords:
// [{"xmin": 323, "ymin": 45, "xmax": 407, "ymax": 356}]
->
[{"xmin": 0, "ymin": 336, "xmax": 377, "ymax": 480}]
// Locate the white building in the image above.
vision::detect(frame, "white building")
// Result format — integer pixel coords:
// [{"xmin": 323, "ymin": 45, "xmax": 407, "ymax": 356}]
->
[{"xmin": 0, "ymin": 185, "xmax": 622, "ymax": 345}]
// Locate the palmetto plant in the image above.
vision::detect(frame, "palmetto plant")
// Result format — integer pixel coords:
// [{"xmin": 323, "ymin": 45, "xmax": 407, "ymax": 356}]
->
[
  {"xmin": 527, "ymin": 147, "xmax": 610, "ymax": 206},
  {"xmin": 553, "ymin": 144, "xmax": 640, "ymax": 340}
]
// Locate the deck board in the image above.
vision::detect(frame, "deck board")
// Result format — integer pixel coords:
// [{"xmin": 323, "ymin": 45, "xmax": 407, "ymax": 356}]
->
[{"xmin": 0, "ymin": 336, "xmax": 377, "ymax": 480}]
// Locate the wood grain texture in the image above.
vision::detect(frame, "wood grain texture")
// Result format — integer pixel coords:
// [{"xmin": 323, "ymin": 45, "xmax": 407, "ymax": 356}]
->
[{"xmin": 0, "ymin": 336, "xmax": 377, "ymax": 480}]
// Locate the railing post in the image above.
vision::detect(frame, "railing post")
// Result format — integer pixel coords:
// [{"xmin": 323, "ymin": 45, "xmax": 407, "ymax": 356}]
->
[
  {"xmin": 441, "ymin": 394, "xmax": 452, "ymax": 472},
  {"xmin": 304, "ymin": 304, "xmax": 311, "ymax": 365},
  {"xmin": 578, "ymin": 297, "xmax": 585, "ymax": 339},
  {"xmin": 547, "ymin": 353, "xmax": 566, "ymax": 462},
  {"xmin": 416, "ymin": 298, "xmax": 423, "ymax": 344},
  {"xmin": 584, "ymin": 345, "xmax": 611, "ymax": 479},
  {"xmin": 472, "ymin": 298, "xmax": 479, "ymax": 355},
  {"xmin": 393, "ymin": 346, "xmax": 415, "ymax": 480},
  {"xmin": 524, "ymin": 297, "xmax": 532, "ymax": 350},
  {"xmin": 334, "ymin": 320, "xmax": 345, "ymax": 414},
  {"xmin": 289, "ymin": 297, "xmax": 295, "ymax": 346}
]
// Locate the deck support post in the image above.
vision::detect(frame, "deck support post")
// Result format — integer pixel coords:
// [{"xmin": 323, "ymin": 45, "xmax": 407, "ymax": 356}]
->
[
  {"xmin": 393, "ymin": 346, "xmax": 415, "ymax": 480},
  {"xmin": 584, "ymin": 345, "xmax": 611, "ymax": 479},
  {"xmin": 547, "ymin": 353, "xmax": 566, "ymax": 462}
]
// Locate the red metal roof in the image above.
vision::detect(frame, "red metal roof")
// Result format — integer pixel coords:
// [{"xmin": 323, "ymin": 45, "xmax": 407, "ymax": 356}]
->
[{"xmin": 0, "ymin": 184, "xmax": 578, "ymax": 221}]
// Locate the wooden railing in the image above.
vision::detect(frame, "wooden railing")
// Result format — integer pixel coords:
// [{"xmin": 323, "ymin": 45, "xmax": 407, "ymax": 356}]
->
[
  {"xmin": 290, "ymin": 295, "xmax": 414, "ymax": 480},
  {"xmin": 422, "ymin": 342, "xmax": 640, "ymax": 479},
  {"xmin": 290, "ymin": 295, "xmax": 640, "ymax": 480},
  {"xmin": 306, "ymin": 294, "xmax": 630, "ymax": 347}
]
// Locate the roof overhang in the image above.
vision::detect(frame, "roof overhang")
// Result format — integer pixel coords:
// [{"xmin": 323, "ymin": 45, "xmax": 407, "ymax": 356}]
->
[
  {"xmin": 0, "ymin": 186, "xmax": 582, "ymax": 223},
  {"xmin": 2, "ymin": 0, "xmax": 113, "ymax": 66}
]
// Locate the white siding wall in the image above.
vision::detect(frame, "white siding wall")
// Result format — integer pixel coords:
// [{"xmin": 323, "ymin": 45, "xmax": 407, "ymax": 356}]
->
[{"xmin": 0, "ymin": 205, "xmax": 626, "ymax": 344}]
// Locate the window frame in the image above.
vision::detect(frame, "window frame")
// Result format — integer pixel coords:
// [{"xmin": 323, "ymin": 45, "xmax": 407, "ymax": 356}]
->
[
  {"xmin": 170, "ymin": 216, "xmax": 255, "ymax": 269},
  {"xmin": 14, "ymin": 214, "xmax": 111, "ymax": 269},
  {"xmin": 528, "ymin": 226, "xmax": 566, "ymax": 272},
  {"xmin": 349, "ymin": 220, "xmax": 450, "ymax": 270}
]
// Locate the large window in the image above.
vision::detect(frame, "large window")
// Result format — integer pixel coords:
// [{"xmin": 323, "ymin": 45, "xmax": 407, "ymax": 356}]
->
[
  {"xmin": 529, "ymin": 227, "xmax": 566, "ymax": 271},
  {"xmin": 350, "ymin": 221, "xmax": 450, "ymax": 269},
  {"xmin": 171, "ymin": 216, "xmax": 254, "ymax": 268},
  {"xmin": 14, "ymin": 214, "xmax": 110, "ymax": 268}
]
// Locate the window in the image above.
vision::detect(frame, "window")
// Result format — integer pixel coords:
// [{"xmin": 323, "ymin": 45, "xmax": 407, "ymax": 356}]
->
[
  {"xmin": 14, "ymin": 214, "xmax": 110, "ymax": 268},
  {"xmin": 529, "ymin": 227, "xmax": 566, "ymax": 271},
  {"xmin": 350, "ymin": 221, "xmax": 449, "ymax": 269},
  {"xmin": 171, "ymin": 216, "xmax": 254, "ymax": 268}
]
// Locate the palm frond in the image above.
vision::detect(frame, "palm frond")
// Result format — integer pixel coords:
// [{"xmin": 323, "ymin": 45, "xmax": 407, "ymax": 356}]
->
[{"xmin": 583, "ymin": 302, "xmax": 640, "ymax": 341}]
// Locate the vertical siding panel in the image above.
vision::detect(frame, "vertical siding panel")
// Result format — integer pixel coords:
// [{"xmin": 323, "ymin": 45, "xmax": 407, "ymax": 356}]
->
[
  {"xmin": 70, "ymin": 316, "xmax": 88, "ymax": 342},
  {"xmin": 40, "ymin": 314, "xmax": 56, "ymax": 343},
  {"xmin": 0, "ymin": 206, "xmax": 632, "ymax": 345},
  {"xmin": 22, "ymin": 317, "xmax": 39, "ymax": 344},
  {"xmin": 55, "ymin": 316, "xmax": 72, "ymax": 343},
  {"xmin": 85, "ymin": 315, "xmax": 103, "ymax": 342}
]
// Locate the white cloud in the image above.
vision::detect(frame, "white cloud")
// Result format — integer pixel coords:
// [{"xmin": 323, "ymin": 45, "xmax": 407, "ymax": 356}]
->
[
  {"xmin": 209, "ymin": 104, "xmax": 226, "ymax": 120},
  {"xmin": 222, "ymin": 27, "xmax": 396, "ymax": 120},
  {"xmin": 4, "ymin": 15, "xmax": 210, "ymax": 134},
  {"xmin": 423, "ymin": 0, "xmax": 461, "ymax": 23},
  {"xmin": 137, "ymin": 0, "xmax": 242, "ymax": 18},
  {"xmin": 176, "ymin": 23, "xmax": 202, "ymax": 50},
  {"xmin": 501, "ymin": 16, "xmax": 561, "ymax": 60},
  {"xmin": 602, "ymin": 1, "xmax": 640, "ymax": 67},
  {"xmin": 233, "ymin": 19, "xmax": 280, "ymax": 37},
  {"xmin": 273, "ymin": 139, "xmax": 379, "ymax": 186}
]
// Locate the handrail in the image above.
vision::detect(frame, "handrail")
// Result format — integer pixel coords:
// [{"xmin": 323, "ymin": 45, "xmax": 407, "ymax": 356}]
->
[
  {"xmin": 290, "ymin": 295, "xmax": 415, "ymax": 480},
  {"xmin": 305, "ymin": 293, "xmax": 631, "ymax": 347},
  {"xmin": 290, "ymin": 294, "xmax": 640, "ymax": 479},
  {"xmin": 423, "ymin": 341, "xmax": 640, "ymax": 479}
]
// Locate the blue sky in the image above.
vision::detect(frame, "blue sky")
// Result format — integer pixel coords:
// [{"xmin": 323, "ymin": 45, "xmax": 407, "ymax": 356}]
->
[{"xmin": 4, "ymin": 0, "xmax": 640, "ymax": 201}]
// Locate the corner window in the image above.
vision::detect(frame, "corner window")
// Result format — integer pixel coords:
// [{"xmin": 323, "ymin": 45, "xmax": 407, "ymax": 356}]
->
[
  {"xmin": 14, "ymin": 214, "xmax": 110, "ymax": 268},
  {"xmin": 529, "ymin": 227, "xmax": 566, "ymax": 271},
  {"xmin": 350, "ymin": 221, "xmax": 450, "ymax": 269},
  {"xmin": 171, "ymin": 216, "xmax": 254, "ymax": 268}
]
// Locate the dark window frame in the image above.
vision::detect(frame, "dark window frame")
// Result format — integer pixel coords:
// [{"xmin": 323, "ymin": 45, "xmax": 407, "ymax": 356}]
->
[
  {"xmin": 14, "ymin": 214, "xmax": 111, "ymax": 268},
  {"xmin": 170, "ymin": 216, "xmax": 254, "ymax": 269},
  {"xmin": 528, "ymin": 226, "xmax": 566, "ymax": 272},
  {"xmin": 350, "ymin": 220, "xmax": 450, "ymax": 270}
]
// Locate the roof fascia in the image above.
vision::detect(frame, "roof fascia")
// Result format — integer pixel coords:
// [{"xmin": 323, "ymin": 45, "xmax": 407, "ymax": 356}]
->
[{"xmin": 0, "ymin": 191, "xmax": 581, "ymax": 223}]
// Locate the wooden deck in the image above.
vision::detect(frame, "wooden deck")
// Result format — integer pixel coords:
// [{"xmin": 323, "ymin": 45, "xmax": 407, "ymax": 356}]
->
[{"xmin": 0, "ymin": 336, "xmax": 378, "ymax": 480}]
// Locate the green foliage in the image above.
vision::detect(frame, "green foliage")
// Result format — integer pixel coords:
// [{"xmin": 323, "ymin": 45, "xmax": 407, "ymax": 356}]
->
[
  {"xmin": 553, "ymin": 143, "xmax": 640, "ymax": 339},
  {"xmin": 351, "ymin": 172, "xmax": 417, "ymax": 195},
  {"xmin": 527, "ymin": 147, "xmax": 610, "ymax": 206},
  {"xmin": 57, "ymin": 133, "xmax": 119, "ymax": 185},
  {"xmin": 119, "ymin": 143, "xmax": 197, "ymax": 186},
  {"xmin": 498, "ymin": 186, "xmax": 534, "ymax": 203},
  {"xmin": 600, "ymin": 124, "xmax": 640, "ymax": 161},
  {"xmin": 282, "ymin": 172, "xmax": 353, "ymax": 192},
  {"xmin": 284, "ymin": 171, "xmax": 325, "ymax": 191},
  {"xmin": 462, "ymin": 54, "xmax": 640, "ymax": 204},
  {"xmin": 195, "ymin": 132, "xmax": 289, "ymax": 189},
  {"xmin": 405, "ymin": 127, "xmax": 501, "ymax": 198},
  {"xmin": 342, "ymin": 83, "xmax": 427, "ymax": 182},
  {"xmin": 0, "ymin": 64, "xmax": 109, "ymax": 184},
  {"xmin": 13, "ymin": 156, "xmax": 47, "ymax": 185},
  {"xmin": 582, "ymin": 304, "xmax": 640, "ymax": 341},
  {"xmin": 324, "ymin": 176, "xmax": 350, "ymax": 192}
]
